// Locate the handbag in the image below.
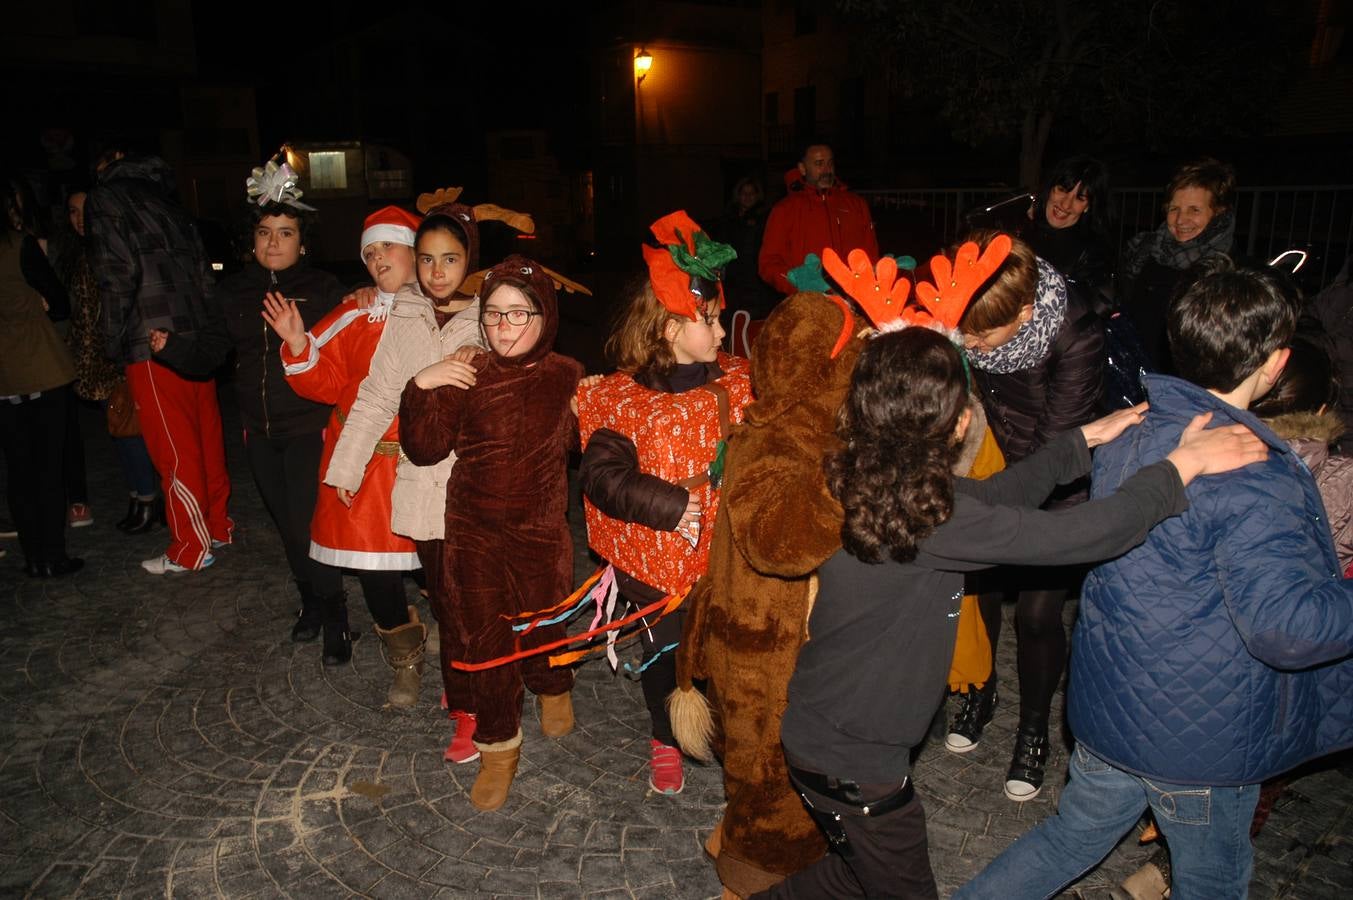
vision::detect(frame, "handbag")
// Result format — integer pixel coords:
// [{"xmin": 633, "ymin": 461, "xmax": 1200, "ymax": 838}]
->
[{"xmin": 107, "ymin": 379, "xmax": 140, "ymax": 437}]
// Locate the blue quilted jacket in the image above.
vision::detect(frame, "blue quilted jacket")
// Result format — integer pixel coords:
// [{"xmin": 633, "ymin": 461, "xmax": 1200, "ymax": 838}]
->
[{"xmin": 1069, "ymin": 374, "xmax": 1353, "ymax": 785}]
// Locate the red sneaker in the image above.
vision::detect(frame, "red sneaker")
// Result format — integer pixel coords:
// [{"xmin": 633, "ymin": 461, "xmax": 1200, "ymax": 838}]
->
[
  {"xmin": 444, "ymin": 711, "xmax": 479, "ymax": 764},
  {"xmin": 648, "ymin": 740, "xmax": 684, "ymax": 795}
]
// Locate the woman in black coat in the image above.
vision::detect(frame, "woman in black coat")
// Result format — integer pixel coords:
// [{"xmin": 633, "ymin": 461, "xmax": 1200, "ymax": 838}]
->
[
  {"xmin": 948, "ymin": 234, "xmax": 1106, "ymax": 804},
  {"xmin": 1016, "ymin": 155, "xmax": 1113, "ymax": 305}
]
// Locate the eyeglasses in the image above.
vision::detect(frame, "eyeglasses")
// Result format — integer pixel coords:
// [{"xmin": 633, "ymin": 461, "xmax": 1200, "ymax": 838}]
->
[{"xmin": 480, "ymin": 309, "xmax": 539, "ymax": 327}]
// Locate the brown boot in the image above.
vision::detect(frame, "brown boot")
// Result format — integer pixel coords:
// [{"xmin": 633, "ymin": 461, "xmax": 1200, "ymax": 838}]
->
[
  {"xmin": 469, "ymin": 738, "xmax": 521, "ymax": 811},
  {"xmin": 539, "ymin": 691, "xmax": 574, "ymax": 738},
  {"xmin": 374, "ymin": 606, "xmax": 426, "ymax": 708}
]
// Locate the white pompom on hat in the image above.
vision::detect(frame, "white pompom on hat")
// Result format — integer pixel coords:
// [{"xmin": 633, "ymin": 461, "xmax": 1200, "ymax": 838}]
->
[{"xmin": 359, "ymin": 205, "xmax": 422, "ymax": 259}]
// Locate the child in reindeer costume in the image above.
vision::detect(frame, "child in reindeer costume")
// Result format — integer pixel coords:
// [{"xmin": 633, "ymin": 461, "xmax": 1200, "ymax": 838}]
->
[
  {"xmin": 578, "ymin": 211, "xmax": 753, "ymax": 796},
  {"xmin": 672, "ymin": 245, "xmax": 1006, "ymax": 898}
]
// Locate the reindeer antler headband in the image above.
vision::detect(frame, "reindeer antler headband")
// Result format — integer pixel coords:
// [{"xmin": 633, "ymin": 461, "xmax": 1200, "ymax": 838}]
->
[{"xmin": 818, "ymin": 234, "xmax": 1012, "ymax": 355}]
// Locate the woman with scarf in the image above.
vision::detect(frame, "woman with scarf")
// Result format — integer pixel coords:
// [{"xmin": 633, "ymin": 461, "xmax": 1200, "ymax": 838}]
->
[
  {"xmin": 1121, "ymin": 158, "xmax": 1237, "ymax": 373},
  {"xmin": 946, "ymin": 234, "xmax": 1106, "ymax": 804}
]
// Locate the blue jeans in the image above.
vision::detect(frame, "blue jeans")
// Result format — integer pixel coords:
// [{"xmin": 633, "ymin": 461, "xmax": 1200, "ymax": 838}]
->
[{"xmin": 954, "ymin": 744, "xmax": 1259, "ymax": 900}]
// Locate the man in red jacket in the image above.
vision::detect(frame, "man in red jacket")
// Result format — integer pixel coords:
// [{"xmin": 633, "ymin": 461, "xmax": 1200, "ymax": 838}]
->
[{"xmin": 758, "ymin": 143, "xmax": 879, "ymax": 295}]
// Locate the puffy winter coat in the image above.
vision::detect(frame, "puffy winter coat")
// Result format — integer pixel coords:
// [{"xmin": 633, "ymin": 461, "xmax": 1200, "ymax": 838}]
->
[
  {"xmin": 758, "ymin": 170, "xmax": 878, "ymax": 295},
  {"xmin": 86, "ymin": 156, "xmax": 228, "ymax": 377},
  {"xmin": 325, "ymin": 284, "xmax": 483, "ymax": 540},
  {"xmin": 1071, "ymin": 374, "xmax": 1353, "ymax": 786}
]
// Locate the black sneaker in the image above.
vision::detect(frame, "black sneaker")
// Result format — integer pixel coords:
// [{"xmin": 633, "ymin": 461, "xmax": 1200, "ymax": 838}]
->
[
  {"xmin": 1004, "ymin": 723, "xmax": 1050, "ymax": 801},
  {"xmin": 945, "ymin": 682, "xmax": 997, "ymax": 753}
]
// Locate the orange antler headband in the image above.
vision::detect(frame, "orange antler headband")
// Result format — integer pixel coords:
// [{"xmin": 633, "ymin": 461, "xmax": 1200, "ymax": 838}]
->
[
  {"xmin": 912, "ymin": 234, "xmax": 1013, "ymax": 331},
  {"xmin": 821, "ymin": 248, "xmax": 913, "ymax": 331}
]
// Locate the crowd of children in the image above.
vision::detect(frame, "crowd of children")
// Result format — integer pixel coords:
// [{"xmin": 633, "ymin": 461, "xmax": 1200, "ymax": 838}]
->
[{"xmin": 115, "ymin": 152, "xmax": 1353, "ymax": 898}]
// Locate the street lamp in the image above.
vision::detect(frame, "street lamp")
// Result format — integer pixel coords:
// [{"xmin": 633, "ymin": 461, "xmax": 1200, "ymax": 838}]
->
[{"xmin": 634, "ymin": 48, "xmax": 653, "ymax": 83}]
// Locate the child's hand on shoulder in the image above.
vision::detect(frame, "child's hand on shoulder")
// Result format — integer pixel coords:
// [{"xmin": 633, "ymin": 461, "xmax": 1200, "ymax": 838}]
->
[
  {"xmin": 413, "ymin": 354, "xmax": 478, "ymax": 390},
  {"xmin": 1165, "ymin": 412, "xmax": 1269, "ymax": 484}
]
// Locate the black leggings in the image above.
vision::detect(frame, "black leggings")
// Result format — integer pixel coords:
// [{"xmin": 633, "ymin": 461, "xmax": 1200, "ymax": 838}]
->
[
  {"xmin": 977, "ymin": 568, "xmax": 1083, "ymax": 728},
  {"xmin": 637, "ymin": 605, "xmax": 685, "ymax": 747}
]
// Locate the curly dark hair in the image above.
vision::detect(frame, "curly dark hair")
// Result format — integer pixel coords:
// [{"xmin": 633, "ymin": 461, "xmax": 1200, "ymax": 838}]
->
[{"xmin": 825, "ymin": 328, "xmax": 970, "ymax": 564}]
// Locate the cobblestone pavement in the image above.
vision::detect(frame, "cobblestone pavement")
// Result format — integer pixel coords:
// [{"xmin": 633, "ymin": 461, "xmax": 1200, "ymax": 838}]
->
[{"xmin": 2, "ymin": 401, "xmax": 1350, "ymax": 898}]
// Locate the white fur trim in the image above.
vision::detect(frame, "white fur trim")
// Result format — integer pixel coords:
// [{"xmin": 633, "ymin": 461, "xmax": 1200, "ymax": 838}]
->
[
  {"xmin": 359, "ymin": 224, "xmax": 416, "ymax": 257},
  {"xmin": 308, "ymin": 542, "xmax": 422, "ymax": 570}
]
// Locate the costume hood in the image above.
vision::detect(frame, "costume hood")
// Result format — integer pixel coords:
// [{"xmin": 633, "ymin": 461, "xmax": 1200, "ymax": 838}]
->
[
  {"xmin": 480, "ymin": 254, "xmax": 558, "ymax": 368},
  {"xmin": 423, "ymin": 201, "xmax": 481, "ymax": 272},
  {"xmin": 746, "ymin": 291, "xmax": 865, "ymax": 426}
]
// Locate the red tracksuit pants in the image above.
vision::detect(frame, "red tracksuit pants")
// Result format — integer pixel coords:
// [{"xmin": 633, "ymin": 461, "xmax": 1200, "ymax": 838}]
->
[{"xmin": 126, "ymin": 361, "xmax": 233, "ymax": 569}]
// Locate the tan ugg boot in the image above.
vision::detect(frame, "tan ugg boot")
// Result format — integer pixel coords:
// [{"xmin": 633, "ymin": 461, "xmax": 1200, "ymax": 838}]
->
[
  {"xmin": 374, "ymin": 606, "xmax": 426, "ymax": 708},
  {"xmin": 538, "ymin": 691, "xmax": 574, "ymax": 738},
  {"xmin": 469, "ymin": 735, "xmax": 522, "ymax": 811}
]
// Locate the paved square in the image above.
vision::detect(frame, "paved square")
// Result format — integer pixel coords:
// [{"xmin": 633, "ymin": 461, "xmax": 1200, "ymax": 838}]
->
[{"xmin": 2, "ymin": 401, "xmax": 1349, "ymax": 897}]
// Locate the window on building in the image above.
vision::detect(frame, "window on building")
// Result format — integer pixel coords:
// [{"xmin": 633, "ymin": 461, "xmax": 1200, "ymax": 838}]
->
[{"xmin": 309, "ymin": 151, "xmax": 348, "ymax": 190}]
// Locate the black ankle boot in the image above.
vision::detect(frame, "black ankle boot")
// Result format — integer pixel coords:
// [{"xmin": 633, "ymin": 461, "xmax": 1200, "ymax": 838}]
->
[
  {"xmin": 321, "ymin": 593, "xmax": 355, "ymax": 666},
  {"xmin": 1004, "ymin": 720, "xmax": 1050, "ymax": 801},
  {"xmin": 115, "ymin": 497, "xmax": 139, "ymax": 531},
  {"xmin": 945, "ymin": 680, "xmax": 998, "ymax": 753},
  {"xmin": 122, "ymin": 498, "xmax": 162, "ymax": 535},
  {"xmin": 291, "ymin": 581, "xmax": 323, "ymax": 642}
]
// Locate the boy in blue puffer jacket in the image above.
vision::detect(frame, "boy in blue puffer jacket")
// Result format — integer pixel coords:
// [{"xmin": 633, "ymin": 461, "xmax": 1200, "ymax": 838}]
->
[{"xmin": 957, "ymin": 260, "xmax": 1353, "ymax": 900}]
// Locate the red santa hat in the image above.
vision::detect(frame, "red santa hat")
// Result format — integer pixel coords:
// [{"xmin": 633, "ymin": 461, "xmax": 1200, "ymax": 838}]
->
[{"xmin": 358, "ymin": 205, "xmax": 421, "ymax": 259}]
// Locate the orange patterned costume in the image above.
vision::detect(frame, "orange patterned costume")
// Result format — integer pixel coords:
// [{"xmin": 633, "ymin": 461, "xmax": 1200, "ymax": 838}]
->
[{"xmin": 580, "ymin": 353, "xmax": 752, "ymax": 595}]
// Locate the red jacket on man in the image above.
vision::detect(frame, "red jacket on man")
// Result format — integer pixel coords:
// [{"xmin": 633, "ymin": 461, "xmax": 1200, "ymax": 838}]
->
[{"xmin": 758, "ymin": 168, "xmax": 879, "ymax": 294}]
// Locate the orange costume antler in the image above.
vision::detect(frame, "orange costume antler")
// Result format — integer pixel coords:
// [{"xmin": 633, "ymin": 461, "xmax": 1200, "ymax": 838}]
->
[
  {"xmin": 913, "ymin": 234, "xmax": 1012, "ymax": 330},
  {"xmin": 821, "ymin": 248, "xmax": 912, "ymax": 330}
]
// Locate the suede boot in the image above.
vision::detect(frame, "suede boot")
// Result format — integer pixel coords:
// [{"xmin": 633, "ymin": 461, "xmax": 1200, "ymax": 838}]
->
[
  {"xmin": 321, "ymin": 593, "xmax": 354, "ymax": 666},
  {"xmin": 374, "ymin": 606, "xmax": 426, "ymax": 707},
  {"xmin": 539, "ymin": 691, "xmax": 574, "ymax": 738},
  {"xmin": 291, "ymin": 581, "xmax": 322, "ymax": 643},
  {"xmin": 470, "ymin": 739, "xmax": 521, "ymax": 811}
]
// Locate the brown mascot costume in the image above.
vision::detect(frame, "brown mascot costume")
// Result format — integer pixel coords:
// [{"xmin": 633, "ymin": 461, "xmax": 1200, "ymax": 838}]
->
[{"xmin": 673, "ymin": 281, "xmax": 865, "ymax": 896}]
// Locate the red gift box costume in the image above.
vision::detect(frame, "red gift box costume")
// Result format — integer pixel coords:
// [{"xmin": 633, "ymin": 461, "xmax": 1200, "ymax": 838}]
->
[
  {"xmin": 281, "ymin": 294, "xmax": 419, "ymax": 570},
  {"xmin": 580, "ymin": 353, "xmax": 752, "ymax": 595}
]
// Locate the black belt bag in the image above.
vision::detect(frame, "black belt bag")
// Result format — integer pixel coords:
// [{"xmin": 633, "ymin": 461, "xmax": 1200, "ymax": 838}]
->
[{"xmin": 787, "ymin": 763, "xmax": 914, "ymax": 817}]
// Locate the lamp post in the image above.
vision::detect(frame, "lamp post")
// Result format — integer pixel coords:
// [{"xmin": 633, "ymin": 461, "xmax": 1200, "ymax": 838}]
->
[{"xmin": 634, "ymin": 47, "xmax": 653, "ymax": 84}]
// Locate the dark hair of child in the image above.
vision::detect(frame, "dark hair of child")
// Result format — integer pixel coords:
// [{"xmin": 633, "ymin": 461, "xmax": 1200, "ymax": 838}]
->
[
  {"xmin": 1168, "ymin": 259, "xmax": 1300, "ymax": 392},
  {"xmin": 416, "ymin": 213, "xmax": 472, "ymax": 256},
  {"xmin": 247, "ymin": 201, "xmax": 314, "ymax": 243},
  {"xmin": 825, "ymin": 327, "xmax": 970, "ymax": 564},
  {"xmin": 1250, "ymin": 337, "xmax": 1339, "ymax": 419}
]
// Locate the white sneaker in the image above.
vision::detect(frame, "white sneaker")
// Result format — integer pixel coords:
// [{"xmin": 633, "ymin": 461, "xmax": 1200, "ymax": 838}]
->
[
  {"xmin": 142, "ymin": 554, "xmax": 215, "ymax": 575},
  {"xmin": 211, "ymin": 539, "xmax": 230, "ymax": 550}
]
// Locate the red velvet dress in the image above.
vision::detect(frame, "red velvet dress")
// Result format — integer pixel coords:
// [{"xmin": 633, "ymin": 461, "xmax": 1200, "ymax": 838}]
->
[
  {"xmin": 282, "ymin": 296, "xmax": 419, "ymax": 570},
  {"xmin": 400, "ymin": 347, "xmax": 581, "ymax": 744}
]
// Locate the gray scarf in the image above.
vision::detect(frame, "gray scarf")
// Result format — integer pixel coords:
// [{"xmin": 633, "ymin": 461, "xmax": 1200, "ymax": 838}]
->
[
  {"xmin": 967, "ymin": 259, "xmax": 1067, "ymax": 375},
  {"xmin": 1123, "ymin": 209, "xmax": 1236, "ymax": 281}
]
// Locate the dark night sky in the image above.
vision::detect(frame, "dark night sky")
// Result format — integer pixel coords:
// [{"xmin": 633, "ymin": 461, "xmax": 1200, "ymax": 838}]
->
[{"xmin": 190, "ymin": 2, "xmax": 595, "ymax": 191}]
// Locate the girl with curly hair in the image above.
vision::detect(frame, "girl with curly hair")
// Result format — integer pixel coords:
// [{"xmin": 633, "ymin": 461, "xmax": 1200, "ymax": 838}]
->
[{"xmin": 764, "ymin": 326, "xmax": 1268, "ymax": 899}]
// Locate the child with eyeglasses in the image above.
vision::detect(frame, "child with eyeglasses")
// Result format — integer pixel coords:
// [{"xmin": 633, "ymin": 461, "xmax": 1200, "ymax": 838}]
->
[
  {"xmin": 398, "ymin": 254, "xmax": 582, "ymax": 812},
  {"xmin": 576, "ymin": 211, "xmax": 752, "ymax": 796}
]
